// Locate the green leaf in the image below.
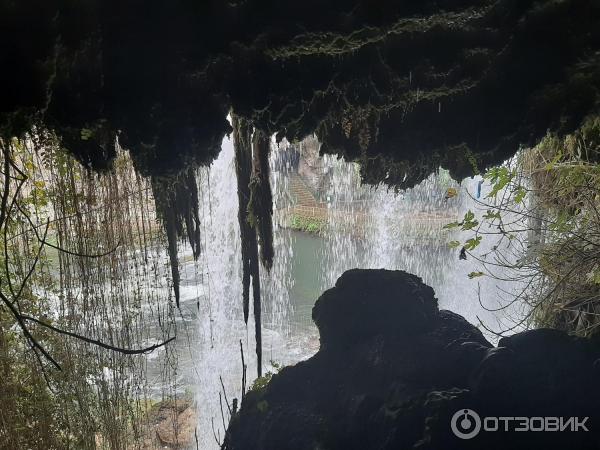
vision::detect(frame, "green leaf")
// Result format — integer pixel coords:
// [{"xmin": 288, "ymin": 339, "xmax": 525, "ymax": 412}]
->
[
  {"xmin": 483, "ymin": 210, "xmax": 501, "ymax": 220},
  {"xmin": 462, "ymin": 219, "xmax": 479, "ymax": 231},
  {"xmin": 448, "ymin": 240, "xmax": 461, "ymax": 249},
  {"xmin": 80, "ymin": 128, "xmax": 94, "ymax": 141},
  {"xmin": 464, "ymin": 236, "xmax": 482, "ymax": 251},
  {"xmin": 443, "ymin": 222, "xmax": 461, "ymax": 230},
  {"xmin": 485, "ymin": 166, "xmax": 514, "ymax": 198},
  {"xmin": 459, "ymin": 210, "xmax": 479, "ymax": 230},
  {"xmin": 514, "ymin": 187, "xmax": 526, "ymax": 204}
]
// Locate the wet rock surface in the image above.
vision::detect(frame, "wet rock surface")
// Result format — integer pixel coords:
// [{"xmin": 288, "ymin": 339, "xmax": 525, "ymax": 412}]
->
[{"xmin": 223, "ymin": 269, "xmax": 600, "ymax": 450}]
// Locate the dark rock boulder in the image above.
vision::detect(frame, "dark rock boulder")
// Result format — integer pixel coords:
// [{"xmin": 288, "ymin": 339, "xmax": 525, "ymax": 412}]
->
[
  {"xmin": 223, "ymin": 269, "xmax": 600, "ymax": 450},
  {"xmin": 312, "ymin": 269, "xmax": 439, "ymax": 350}
]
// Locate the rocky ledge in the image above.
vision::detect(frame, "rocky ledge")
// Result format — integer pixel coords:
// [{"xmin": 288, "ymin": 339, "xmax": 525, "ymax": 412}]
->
[{"xmin": 223, "ymin": 269, "xmax": 600, "ymax": 450}]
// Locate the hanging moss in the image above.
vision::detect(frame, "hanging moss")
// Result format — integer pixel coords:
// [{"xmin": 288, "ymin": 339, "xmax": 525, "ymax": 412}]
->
[
  {"xmin": 3, "ymin": 0, "xmax": 600, "ymax": 191},
  {"xmin": 152, "ymin": 170, "xmax": 202, "ymax": 308},
  {"xmin": 232, "ymin": 115, "xmax": 254, "ymax": 324},
  {"xmin": 232, "ymin": 114, "xmax": 267, "ymax": 377},
  {"xmin": 249, "ymin": 130, "xmax": 274, "ymax": 271}
]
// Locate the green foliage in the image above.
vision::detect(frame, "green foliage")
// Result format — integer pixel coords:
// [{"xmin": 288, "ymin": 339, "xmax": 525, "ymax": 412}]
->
[
  {"xmin": 0, "ymin": 135, "xmax": 173, "ymax": 448},
  {"xmin": 482, "ymin": 210, "xmax": 501, "ymax": 220},
  {"xmin": 464, "ymin": 236, "xmax": 482, "ymax": 251},
  {"xmin": 485, "ymin": 166, "xmax": 515, "ymax": 198},
  {"xmin": 447, "ymin": 116, "xmax": 600, "ymax": 336},
  {"xmin": 289, "ymin": 214, "xmax": 327, "ymax": 234},
  {"xmin": 80, "ymin": 127, "xmax": 94, "ymax": 141},
  {"xmin": 0, "ymin": 141, "xmax": 84, "ymax": 448},
  {"xmin": 444, "ymin": 210, "xmax": 479, "ymax": 232},
  {"xmin": 514, "ymin": 186, "xmax": 526, "ymax": 204},
  {"xmin": 250, "ymin": 361, "xmax": 282, "ymax": 393},
  {"xmin": 442, "ymin": 221, "xmax": 461, "ymax": 230},
  {"xmin": 250, "ymin": 372, "xmax": 274, "ymax": 392},
  {"xmin": 461, "ymin": 210, "xmax": 479, "ymax": 230}
]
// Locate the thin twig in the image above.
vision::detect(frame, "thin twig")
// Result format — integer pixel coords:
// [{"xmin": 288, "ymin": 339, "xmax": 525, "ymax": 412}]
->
[
  {"xmin": 240, "ymin": 339, "xmax": 247, "ymax": 400},
  {"xmin": 220, "ymin": 375, "xmax": 232, "ymax": 415}
]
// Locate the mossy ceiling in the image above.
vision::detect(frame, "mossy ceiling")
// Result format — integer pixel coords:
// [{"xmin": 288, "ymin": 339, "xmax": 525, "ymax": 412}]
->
[{"xmin": 1, "ymin": 0, "xmax": 599, "ymax": 186}]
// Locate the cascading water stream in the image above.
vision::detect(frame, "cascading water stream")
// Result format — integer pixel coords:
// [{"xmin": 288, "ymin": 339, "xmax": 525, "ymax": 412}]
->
[
  {"xmin": 316, "ymin": 152, "xmax": 526, "ymax": 334},
  {"xmin": 186, "ymin": 134, "xmax": 526, "ymax": 449},
  {"xmin": 188, "ymin": 134, "xmax": 297, "ymax": 449}
]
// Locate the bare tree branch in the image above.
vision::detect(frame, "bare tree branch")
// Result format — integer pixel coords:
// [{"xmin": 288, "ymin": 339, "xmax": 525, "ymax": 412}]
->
[{"xmin": 19, "ymin": 314, "xmax": 175, "ymax": 356}]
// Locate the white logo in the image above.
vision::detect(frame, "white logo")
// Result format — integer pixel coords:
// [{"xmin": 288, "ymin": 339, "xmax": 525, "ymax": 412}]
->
[
  {"xmin": 451, "ymin": 409, "xmax": 481, "ymax": 439},
  {"xmin": 451, "ymin": 409, "xmax": 589, "ymax": 439}
]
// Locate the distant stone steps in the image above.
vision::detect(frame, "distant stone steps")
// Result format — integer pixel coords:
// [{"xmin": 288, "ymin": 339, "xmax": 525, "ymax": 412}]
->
[{"xmin": 289, "ymin": 173, "xmax": 318, "ymax": 206}]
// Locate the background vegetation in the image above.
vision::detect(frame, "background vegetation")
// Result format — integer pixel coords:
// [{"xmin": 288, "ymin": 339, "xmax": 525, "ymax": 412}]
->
[
  {"xmin": 449, "ymin": 116, "xmax": 600, "ymax": 336},
  {"xmin": 0, "ymin": 135, "xmax": 178, "ymax": 449}
]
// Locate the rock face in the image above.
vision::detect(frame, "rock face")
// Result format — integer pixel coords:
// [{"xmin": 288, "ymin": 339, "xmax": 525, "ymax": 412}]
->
[
  {"xmin": 155, "ymin": 400, "xmax": 197, "ymax": 448},
  {"xmin": 140, "ymin": 398, "xmax": 198, "ymax": 449},
  {"xmin": 223, "ymin": 269, "xmax": 600, "ymax": 450}
]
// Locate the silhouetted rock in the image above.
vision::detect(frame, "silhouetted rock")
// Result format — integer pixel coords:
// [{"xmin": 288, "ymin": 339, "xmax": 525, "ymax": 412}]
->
[
  {"xmin": 313, "ymin": 269, "xmax": 439, "ymax": 350},
  {"xmin": 223, "ymin": 269, "xmax": 600, "ymax": 450}
]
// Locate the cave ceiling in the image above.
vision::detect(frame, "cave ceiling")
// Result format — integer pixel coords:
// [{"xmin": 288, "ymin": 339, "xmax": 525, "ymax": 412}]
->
[{"xmin": 1, "ymin": 0, "xmax": 599, "ymax": 187}]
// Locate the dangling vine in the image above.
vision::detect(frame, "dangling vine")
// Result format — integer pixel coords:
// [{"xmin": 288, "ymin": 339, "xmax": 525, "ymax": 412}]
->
[
  {"xmin": 232, "ymin": 115, "xmax": 255, "ymax": 326},
  {"xmin": 0, "ymin": 133, "xmax": 181, "ymax": 449},
  {"xmin": 232, "ymin": 115, "xmax": 276, "ymax": 377},
  {"xmin": 249, "ymin": 130, "xmax": 274, "ymax": 271},
  {"xmin": 152, "ymin": 169, "xmax": 202, "ymax": 308}
]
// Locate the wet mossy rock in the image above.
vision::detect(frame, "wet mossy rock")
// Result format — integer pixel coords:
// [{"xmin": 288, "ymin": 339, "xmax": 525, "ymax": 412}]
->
[
  {"xmin": 223, "ymin": 269, "xmax": 600, "ymax": 450},
  {"xmin": 2, "ymin": 0, "xmax": 599, "ymax": 186}
]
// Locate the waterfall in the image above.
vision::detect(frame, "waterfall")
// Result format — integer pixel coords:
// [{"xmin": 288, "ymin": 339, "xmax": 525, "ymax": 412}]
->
[
  {"xmin": 190, "ymin": 134, "xmax": 297, "ymax": 449},
  {"xmin": 188, "ymin": 134, "xmax": 525, "ymax": 449},
  {"xmin": 316, "ymin": 150, "xmax": 526, "ymax": 334}
]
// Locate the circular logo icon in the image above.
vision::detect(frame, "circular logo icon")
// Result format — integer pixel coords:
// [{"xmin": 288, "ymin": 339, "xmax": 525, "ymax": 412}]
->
[{"xmin": 451, "ymin": 409, "xmax": 481, "ymax": 439}]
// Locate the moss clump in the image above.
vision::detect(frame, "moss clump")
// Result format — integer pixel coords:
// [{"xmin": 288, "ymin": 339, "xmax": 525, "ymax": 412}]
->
[
  {"xmin": 289, "ymin": 214, "xmax": 327, "ymax": 235},
  {"xmin": 249, "ymin": 361, "xmax": 282, "ymax": 393}
]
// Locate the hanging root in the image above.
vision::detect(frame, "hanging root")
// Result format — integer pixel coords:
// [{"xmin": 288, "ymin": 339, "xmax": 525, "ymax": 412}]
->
[
  {"xmin": 233, "ymin": 115, "xmax": 254, "ymax": 324},
  {"xmin": 249, "ymin": 130, "xmax": 274, "ymax": 271},
  {"xmin": 250, "ymin": 258, "xmax": 262, "ymax": 377},
  {"xmin": 233, "ymin": 114, "xmax": 272, "ymax": 376},
  {"xmin": 152, "ymin": 169, "xmax": 202, "ymax": 307}
]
